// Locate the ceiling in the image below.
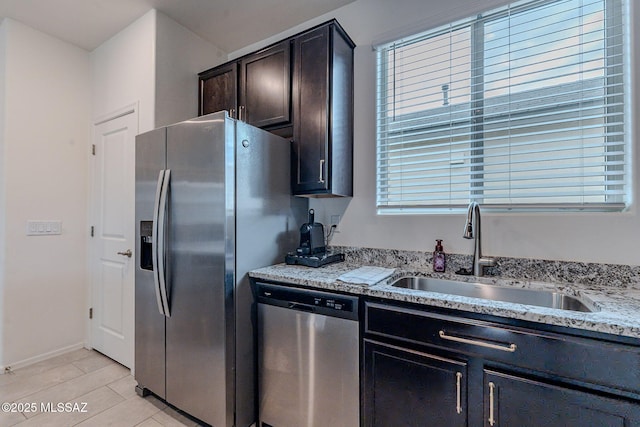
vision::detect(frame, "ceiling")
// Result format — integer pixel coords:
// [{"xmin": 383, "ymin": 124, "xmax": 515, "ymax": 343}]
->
[{"xmin": 0, "ymin": 0, "xmax": 355, "ymax": 52}]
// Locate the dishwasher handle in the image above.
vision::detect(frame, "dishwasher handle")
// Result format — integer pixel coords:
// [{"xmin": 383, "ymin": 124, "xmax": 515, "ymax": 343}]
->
[{"xmin": 288, "ymin": 302, "xmax": 316, "ymax": 313}]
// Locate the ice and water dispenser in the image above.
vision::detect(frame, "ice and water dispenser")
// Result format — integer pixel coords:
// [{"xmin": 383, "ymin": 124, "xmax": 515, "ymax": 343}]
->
[{"xmin": 140, "ymin": 221, "xmax": 153, "ymax": 271}]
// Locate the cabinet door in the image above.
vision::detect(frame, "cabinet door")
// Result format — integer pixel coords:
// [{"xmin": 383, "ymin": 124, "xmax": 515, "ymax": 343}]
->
[
  {"xmin": 199, "ymin": 62, "xmax": 237, "ymax": 117},
  {"xmin": 292, "ymin": 25, "xmax": 330, "ymax": 194},
  {"xmin": 364, "ymin": 340, "xmax": 468, "ymax": 427},
  {"xmin": 240, "ymin": 41, "xmax": 291, "ymax": 128},
  {"xmin": 484, "ymin": 370, "xmax": 640, "ymax": 427}
]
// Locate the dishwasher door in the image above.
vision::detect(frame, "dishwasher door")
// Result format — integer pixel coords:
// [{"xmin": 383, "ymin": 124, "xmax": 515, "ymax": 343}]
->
[{"xmin": 257, "ymin": 283, "xmax": 359, "ymax": 427}]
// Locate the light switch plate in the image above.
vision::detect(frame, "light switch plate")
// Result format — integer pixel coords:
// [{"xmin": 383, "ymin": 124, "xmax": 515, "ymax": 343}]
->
[{"xmin": 27, "ymin": 220, "xmax": 62, "ymax": 236}]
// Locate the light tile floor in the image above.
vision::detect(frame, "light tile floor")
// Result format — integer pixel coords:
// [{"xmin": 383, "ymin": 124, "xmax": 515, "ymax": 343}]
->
[{"xmin": 0, "ymin": 349, "xmax": 203, "ymax": 426}]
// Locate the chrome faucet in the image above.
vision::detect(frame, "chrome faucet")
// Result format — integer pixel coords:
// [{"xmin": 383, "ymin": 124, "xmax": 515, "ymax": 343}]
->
[{"xmin": 463, "ymin": 201, "xmax": 496, "ymax": 276}]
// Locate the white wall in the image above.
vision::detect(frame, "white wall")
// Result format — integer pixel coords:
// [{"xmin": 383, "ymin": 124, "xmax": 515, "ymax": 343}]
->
[
  {"xmin": 91, "ymin": 10, "xmax": 156, "ymax": 132},
  {"xmin": 91, "ymin": 9, "xmax": 225, "ymax": 131},
  {"xmin": 232, "ymin": 0, "xmax": 640, "ymax": 266},
  {"xmin": 155, "ymin": 11, "xmax": 225, "ymax": 127},
  {"xmin": 0, "ymin": 18, "xmax": 90, "ymax": 368}
]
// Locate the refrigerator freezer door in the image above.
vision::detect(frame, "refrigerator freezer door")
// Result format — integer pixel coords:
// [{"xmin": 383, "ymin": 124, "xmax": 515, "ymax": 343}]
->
[
  {"xmin": 134, "ymin": 127, "xmax": 167, "ymax": 399},
  {"xmin": 165, "ymin": 112, "xmax": 231, "ymax": 427}
]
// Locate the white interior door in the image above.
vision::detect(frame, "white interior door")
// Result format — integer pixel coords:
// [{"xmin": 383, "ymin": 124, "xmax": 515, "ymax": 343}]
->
[{"xmin": 90, "ymin": 106, "xmax": 138, "ymax": 368}]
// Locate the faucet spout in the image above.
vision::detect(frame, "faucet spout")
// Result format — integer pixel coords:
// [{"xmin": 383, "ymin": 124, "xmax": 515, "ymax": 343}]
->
[
  {"xmin": 462, "ymin": 202, "xmax": 496, "ymax": 276},
  {"xmin": 463, "ymin": 201, "xmax": 477, "ymax": 239}
]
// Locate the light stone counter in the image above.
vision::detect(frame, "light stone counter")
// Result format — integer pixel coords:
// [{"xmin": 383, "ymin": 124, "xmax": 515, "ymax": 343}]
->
[{"xmin": 249, "ymin": 253, "xmax": 640, "ymax": 340}]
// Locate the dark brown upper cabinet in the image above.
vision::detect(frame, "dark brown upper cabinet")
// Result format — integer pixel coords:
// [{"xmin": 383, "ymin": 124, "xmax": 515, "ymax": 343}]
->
[
  {"xmin": 198, "ymin": 20, "xmax": 354, "ymax": 197},
  {"xmin": 291, "ymin": 22, "xmax": 354, "ymax": 197},
  {"xmin": 199, "ymin": 62, "xmax": 237, "ymax": 117},
  {"xmin": 239, "ymin": 41, "xmax": 291, "ymax": 128},
  {"xmin": 199, "ymin": 41, "xmax": 291, "ymax": 130}
]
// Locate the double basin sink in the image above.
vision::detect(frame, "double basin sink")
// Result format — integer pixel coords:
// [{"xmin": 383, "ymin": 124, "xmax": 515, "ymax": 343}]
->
[{"xmin": 391, "ymin": 276, "xmax": 596, "ymax": 312}]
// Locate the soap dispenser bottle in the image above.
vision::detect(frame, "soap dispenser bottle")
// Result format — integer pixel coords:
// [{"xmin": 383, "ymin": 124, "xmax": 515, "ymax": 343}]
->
[{"xmin": 433, "ymin": 239, "xmax": 446, "ymax": 272}]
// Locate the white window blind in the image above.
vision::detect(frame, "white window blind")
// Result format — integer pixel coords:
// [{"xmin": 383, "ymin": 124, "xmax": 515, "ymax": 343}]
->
[{"xmin": 376, "ymin": 0, "xmax": 630, "ymax": 213}]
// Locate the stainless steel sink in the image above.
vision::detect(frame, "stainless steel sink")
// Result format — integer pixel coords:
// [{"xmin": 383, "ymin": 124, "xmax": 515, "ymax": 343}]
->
[{"xmin": 391, "ymin": 277, "xmax": 596, "ymax": 312}]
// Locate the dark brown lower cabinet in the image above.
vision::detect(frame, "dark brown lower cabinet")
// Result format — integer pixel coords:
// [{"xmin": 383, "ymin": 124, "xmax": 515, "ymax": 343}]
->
[
  {"xmin": 484, "ymin": 370, "xmax": 640, "ymax": 427},
  {"xmin": 364, "ymin": 340, "xmax": 468, "ymax": 427},
  {"xmin": 363, "ymin": 300, "xmax": 640, "ymax": 427}
]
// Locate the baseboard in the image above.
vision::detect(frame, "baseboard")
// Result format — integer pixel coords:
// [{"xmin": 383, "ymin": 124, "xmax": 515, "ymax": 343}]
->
[{"xmin": 0, "ymin": 342, "xmax": 86, "ymax": 374}]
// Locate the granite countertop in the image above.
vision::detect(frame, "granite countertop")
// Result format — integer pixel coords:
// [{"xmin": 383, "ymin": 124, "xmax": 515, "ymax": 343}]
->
[{"xmin": 249, "ymin": 260, "xmax": 640, "ymax": 340}]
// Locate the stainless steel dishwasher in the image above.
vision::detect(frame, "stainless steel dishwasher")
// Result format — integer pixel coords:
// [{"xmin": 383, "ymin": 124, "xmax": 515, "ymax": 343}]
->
[{"xmin": 256, "ymin": 282, "xmax": 359, "ymax": 427}]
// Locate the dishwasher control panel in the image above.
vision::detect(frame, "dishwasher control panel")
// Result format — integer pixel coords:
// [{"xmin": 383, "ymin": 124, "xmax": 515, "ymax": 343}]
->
[
  {"xmin": 322, "ymin": 297, "xmax": 350, "ymax": 311},
  {"xmin": 255, "ymin": 282, "xmax": 359, "ymax": 320}
]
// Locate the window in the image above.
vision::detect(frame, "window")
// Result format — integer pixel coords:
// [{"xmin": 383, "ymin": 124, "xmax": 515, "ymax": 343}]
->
[{"xmin": 376, "ymin": 0, "xmax": 630, "ymax": 213}]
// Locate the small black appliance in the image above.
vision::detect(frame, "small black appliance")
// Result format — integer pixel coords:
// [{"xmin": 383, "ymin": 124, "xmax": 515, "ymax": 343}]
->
[
  {"xmin": 285, "ymin": 209, "xmax": 345, "ymax": 267},
  {"xmin": 296, "ymin": 209, "xmax": 325, "ymax": 255}
]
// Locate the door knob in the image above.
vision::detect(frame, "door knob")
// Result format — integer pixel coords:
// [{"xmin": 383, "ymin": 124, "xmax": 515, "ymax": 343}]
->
[{"xmin": 117, "ymin": 249, "xmax": 132, "ymax": 258}]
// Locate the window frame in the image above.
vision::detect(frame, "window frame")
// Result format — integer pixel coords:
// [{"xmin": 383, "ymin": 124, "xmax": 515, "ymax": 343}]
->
[{"xmin": 375, "ymin": 0, "xmax": 631, "ymax": 214}]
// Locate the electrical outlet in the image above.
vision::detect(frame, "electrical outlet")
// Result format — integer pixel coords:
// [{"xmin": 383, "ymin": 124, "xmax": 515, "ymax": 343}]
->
[{"xmin": 330, "ymin": 214, "xmax": 341, "ymax": 232}]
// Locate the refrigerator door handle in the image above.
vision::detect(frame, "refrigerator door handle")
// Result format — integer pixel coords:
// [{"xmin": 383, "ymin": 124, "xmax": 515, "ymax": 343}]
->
[
  {"xmin": 152, "ymin": 170, "xmax": 167, "ymax": 316},
  {"xmin": 157, "ymin": 169, "xmax": 171, "ymax": 317}
]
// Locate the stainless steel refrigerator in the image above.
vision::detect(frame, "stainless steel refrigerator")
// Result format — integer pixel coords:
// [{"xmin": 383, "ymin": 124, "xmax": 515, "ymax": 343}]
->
[{"xmin": 134, "ymin": 111, "xmax": 302, "ymax": 427}]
